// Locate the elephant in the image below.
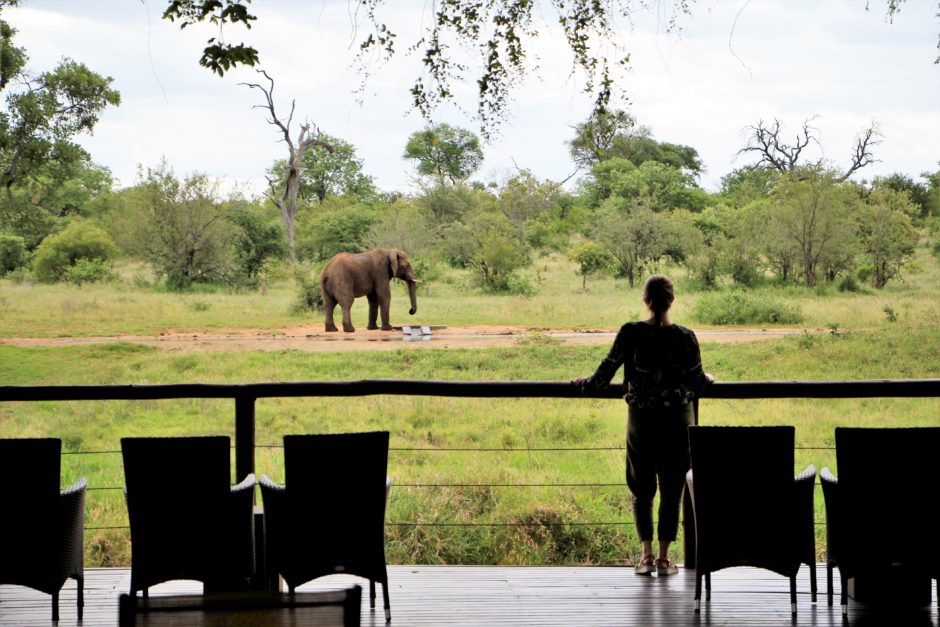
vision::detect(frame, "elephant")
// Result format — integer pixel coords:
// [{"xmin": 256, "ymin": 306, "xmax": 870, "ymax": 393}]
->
[{"xmin": 320, "ymin": 248, "xmax": 420, "ymax": 332}]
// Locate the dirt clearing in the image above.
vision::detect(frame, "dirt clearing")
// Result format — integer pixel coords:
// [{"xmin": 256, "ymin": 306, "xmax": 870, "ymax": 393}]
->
[{"xmin": 0, "ymin": 325, "xmax": 814, "ymax": 353}]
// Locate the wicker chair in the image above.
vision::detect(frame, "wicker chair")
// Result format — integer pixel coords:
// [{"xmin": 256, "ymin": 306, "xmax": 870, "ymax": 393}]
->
[
  {"xmin": 260, "ymin": 431, "xmax": 392, "ymax": 622},
  {"xmin": 821, "ymin": 426, "xmax": 940, "ymax": 615},
  {"xmin": 121, "ymin": 436, "xmax": 255, "ymax": 596},
  {"xmin": 0, "ymin": 438, "xmax": 85, "ymax": 622},
  {"xmin": 686, "ymin": 425, "xmax": 817, "ymax": 615}
]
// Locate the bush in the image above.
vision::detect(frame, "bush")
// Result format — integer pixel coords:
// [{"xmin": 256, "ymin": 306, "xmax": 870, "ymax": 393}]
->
[
  {"xmin": 837, "ymin": 274, "xmax": 863, "ymax": 293},
  {"xmin": 64, "ymin": 258, "xmax": 114, "ymax": 285},
  {"xmin": 0, "ymin": 233, "xmax": 28, "ymax": 275},
  {"xmin": 32, "ymin": 221, "xmax": 117, "ymax": 283},
  {"xmin": 692, "ymin": 290, "xmax": 802, "ymax": 325},
  {"xmin": 290, "ymin": 265, "xmax": 324, "ymax": 314}
]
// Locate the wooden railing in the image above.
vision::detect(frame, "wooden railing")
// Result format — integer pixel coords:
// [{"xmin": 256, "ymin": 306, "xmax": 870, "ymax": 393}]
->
[{"xmin": 2, "ymin": 378, "xmax": 938, "ymax": 567}]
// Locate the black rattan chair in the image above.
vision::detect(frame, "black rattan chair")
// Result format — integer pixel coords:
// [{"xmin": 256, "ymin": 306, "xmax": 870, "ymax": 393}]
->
[
  {"xmin": 686, "ymin": 425, "xmax": 817, "ymax": 615},
  {"xmin": 0, "ymin": 437, "xmax": 85, "ymax": 622},
  {"xmin": 821, "ymin": 426, "xmax": 940, "ymax": 615},
  {"xmin": 121, "ymin": 436, "xmax": 255, "ymax": 596},
  {"xmin": 260, "ymin": 431, "xmax": 392, "ymax": 622}
]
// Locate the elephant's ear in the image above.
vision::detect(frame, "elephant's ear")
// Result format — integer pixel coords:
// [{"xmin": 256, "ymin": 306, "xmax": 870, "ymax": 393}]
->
[{"xmin": 389, "ymin": 250, "xmax": 399, "ymax": 278}]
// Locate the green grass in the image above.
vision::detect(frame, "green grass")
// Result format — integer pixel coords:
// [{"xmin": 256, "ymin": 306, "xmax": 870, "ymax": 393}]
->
[
  {"xmin": 0, "ymin": 248, "xmax": 937, "ymax": 567},
  {"xmin": 1, "ymin": 317, "xmax": 938, "ymax": 568},
  {"xmin": 1, "ymin": 249, "xmax": 938, "ymax": 336}
]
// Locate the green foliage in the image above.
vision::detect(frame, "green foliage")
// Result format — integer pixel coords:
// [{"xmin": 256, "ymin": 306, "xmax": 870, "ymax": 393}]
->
[
  {"xmin": 855, "ymin": 188, "xmax": 919, "ymax": 288},
  {"xmin": 268, "ymin": 133, "xmax": 376, "ymax": 203},
  {"xmin": 227, "ymin": 205, "xmax": 286, "ymax": 281},
  {"xmin": 441, "ymin": 210, "xmax": 530, "ymax": 292},
  {"xmin": 118, "ymin": 162, "xmax": 236, "ymax": 290},
  {"xmin": 567, "ymin": 241, "xmax": 614, "ymax": 290},
  {"xmin": 0, "ymin": 232, "xmax": 27, "ymax": 275},
  {"xmin": 404, "ymin": 124, "xmax": 484, "ymax": 184},
  {"xmin": 0, "ymin": 50, "xmax": 120, "ymax": 197},
  {"xmin": 32, "ymin": 220, "xmax": 116, "ymax": 283},
  {"xmin": 299, "ymin": 204, "xmax": 378, "ymax": 262},
  {"xmin": 290, "ymin": 264, "xmax": 324, "ymax": 314},
  {"xmin": 692, "ymin": 290, "xmax": 803, "ymax": 325},
  {"xmin": 63, "ymin": 258, "xmax": 114, "ymax": 285}
]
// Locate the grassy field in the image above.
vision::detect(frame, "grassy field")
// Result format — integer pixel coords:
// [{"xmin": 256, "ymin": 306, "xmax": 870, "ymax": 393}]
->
[{"xmin": 1, "ymin": 251, "xmax": 938, "ymax": 568}]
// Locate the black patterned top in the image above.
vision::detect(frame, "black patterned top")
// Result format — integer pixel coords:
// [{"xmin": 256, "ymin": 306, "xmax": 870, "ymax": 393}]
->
[{"xmin": 578, "ymin": 321, "xmax": 710, "ymax": 408}]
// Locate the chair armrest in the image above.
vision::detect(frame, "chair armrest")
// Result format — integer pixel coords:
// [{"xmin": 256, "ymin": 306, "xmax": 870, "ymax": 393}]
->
[
  {"xmin": 61, "ymin": 477, "xmax": 87, "ymax": 498},
  {"xmin": 794, "ymin": 464, "xmax": 817, "ymax": 484},
  {"xmin": 232, "ymin": 473, "xmax": 256, "ymax": 494},
  {"xmin": 59, "ymin": 477, "xmax": 86, "ymax": 573},
  {"xmin": 819, "ymin": 467, "xmax": 838, "ymax": 486},
  {"xmin": 259, "ymin": 475, "xmax": 285, "ymax": 492}
]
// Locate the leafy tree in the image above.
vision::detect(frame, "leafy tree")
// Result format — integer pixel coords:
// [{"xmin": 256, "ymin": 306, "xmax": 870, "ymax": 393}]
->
[
  {"xmin": 769, "ymin": 167, "xmax": 859, "ymax": 287},
  {"xmin": 268, "ymin": 133, "xmax": 376, "ymax": 204},
  {"xmin": 121, "ymin": 162, "xmax": 236, "ymax": 290},
  {"xmin": 299, "ymin": 203, "xmax": 378, "ymax": 262},
  {"xmin": 0, "ymin": 18, "xmax": 119, "ymax": 245},
  {"xmin": 871, "ymin": 173, "xmax": 931, "ymax": 220},
  {"xmin": 366, "ymin": 202, "xmax": 437, "ymax": 262},
  {"xmin": 404, "ymin": 124, "xmax": 483, "ymax": 184},
  {"xmin": 569, "ymin": 109, "xmax": 703, "ymax": 176},
  {"xmin": 567, "ymin": 241, "xmax": 614, "ymax": 290},
  {"xmin": 568, "ymin": 109, "xmax": 636, "ymax": 168},
  {"xmin": 32, "ymin": 219, "xmax": 116, "ymax": 283},
  {"xmin": 0, "ymin": 25, "xmax": 120, "ymax": 201},
  {"xmin": 587, "ymin": 158, "xmax": 708, "ymax": 212},
  {"xmin": 593, "ymin": 199, "xmax": 671, "ymax": 288},
  {"xmin": 227, "ymin": 204, "xmax": 286, "ymax": 281},
  {"xmin": 0, "ymin": 232, "xmax": 26, "ymax": 274},
  {"xmin": 718, "ymin": 166, "xmax": 780, "ymax": 207},
  {"xmin": 497, "ymin": 170, "xmax": 563, "ymax": 224},
  {"xmin": 856, "ymin": 189, "xmax": 918, "ymax": 288},
  {"xmin": 417, "ymin": 180, "xmax": 491, "ymax": 224},
  {"xmin": 440, "ymin": 210, "xmax": 529, "ymax": 292}
]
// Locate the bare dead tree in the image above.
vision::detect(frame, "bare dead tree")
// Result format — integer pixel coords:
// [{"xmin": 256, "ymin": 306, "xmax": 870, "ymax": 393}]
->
[
  {"xmin": 738, "ymin": 118, "xmax": 818, "ymax": 174},
  {"xmin": 839, "ymin": 124, "xmax": 881, "ymax": 181},
  {"xmin": 739, "ymin": 117, "xmax": 881, "ymax": 181},
  {"xmin": 240, "ymin": 70, "xmax": 333, "ymax": 262}
]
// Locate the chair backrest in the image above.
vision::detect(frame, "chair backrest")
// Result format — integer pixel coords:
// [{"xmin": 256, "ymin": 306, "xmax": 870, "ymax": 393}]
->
[
  {"xmin": 834, "ymin": 427, "xmax": 940, "ymax": 568},
  {"xmin": 0, "ymin": 438, "xmax": 61, "ymax": 568},
  {"xmin": 688, "ymin": 426, "xmax": 796, "ymax": 553},
  {"xmin": 282, "ymin": 431, "xmax": 390, "ymax": 552},
  {"xmin": 121, "ymin": 437, "xmax": 233, "ymax": 574}
]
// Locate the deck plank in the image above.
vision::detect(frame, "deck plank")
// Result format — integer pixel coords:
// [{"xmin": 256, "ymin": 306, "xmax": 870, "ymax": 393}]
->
[{"xmin": 0, "ymin": 565, "xmax": 935, "ymax": 626}]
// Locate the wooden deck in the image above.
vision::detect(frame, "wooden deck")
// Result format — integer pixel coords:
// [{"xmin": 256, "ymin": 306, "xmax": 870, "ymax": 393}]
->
[{"xmin": 0, "ymin": 565, "xmax": 936, "ymax": 627}]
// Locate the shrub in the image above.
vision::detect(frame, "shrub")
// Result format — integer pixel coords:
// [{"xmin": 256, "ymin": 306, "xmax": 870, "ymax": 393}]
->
[
  {"xmin": 63, "ymin": 258, "xmax": 114, "ymax": 285},
  {"xmin": 837, "ymin": 275, "xmax": 863, "ymax": 293},
  {"xmin": 290, "ymin": 265, "xmax": 324, "ymax": 314},
  {"xmin": 692, "ymin": 290, "xmax": 802, "ymax": 325},
  {"xmin": 32, "ymin": 221, "xmax": 116, "ymax": 283},
  {"xmin": 0, "ymin": 233, "xmax": 28, "ymax": 275}
]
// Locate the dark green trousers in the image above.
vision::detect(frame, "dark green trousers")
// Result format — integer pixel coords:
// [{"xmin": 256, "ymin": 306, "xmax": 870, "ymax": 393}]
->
[{"xmin": 626, "ymin": 402, "xmax": 694, "ymax": 542}]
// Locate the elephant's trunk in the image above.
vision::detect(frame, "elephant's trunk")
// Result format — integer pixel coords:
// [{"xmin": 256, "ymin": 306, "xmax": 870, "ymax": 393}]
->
[{"xmin": 407, "ymin": 280, "xmax": 418, "ymax": 315}]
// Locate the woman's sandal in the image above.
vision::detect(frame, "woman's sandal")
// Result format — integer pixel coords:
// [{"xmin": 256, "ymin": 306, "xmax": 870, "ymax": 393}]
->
[
  {"xmin": 634, "ymin": 556, "xmax": 656, "ymax": 575},
  {"xmin": 656, "ymin": 558, "xmax": 679, "ymax": 576}
]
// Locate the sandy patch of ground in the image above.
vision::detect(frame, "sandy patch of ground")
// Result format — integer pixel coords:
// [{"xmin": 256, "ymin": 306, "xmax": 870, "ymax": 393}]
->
[{"xmin": 0, "ymin": 325, "xmax": 816, "ymax": 352}]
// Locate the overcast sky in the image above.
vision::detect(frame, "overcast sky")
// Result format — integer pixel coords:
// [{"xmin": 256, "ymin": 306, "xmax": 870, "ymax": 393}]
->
[{"xmin": 4, "ymin": 1, "xmax": 938, "ymax": 196}]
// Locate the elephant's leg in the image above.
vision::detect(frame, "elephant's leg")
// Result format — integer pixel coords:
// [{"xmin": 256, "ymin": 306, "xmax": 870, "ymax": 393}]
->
[
  {"xmin": 340, "ymin": 300, "xmax": 355, "ymax": 333},
  {"xmin": 379, "ymin": 292, "xmax": 393, "ymax": 331},
  {"xmin": 323, "ymin": 291, "xmax": 339, "ymax": 332},
  {"xmin": 366, "ymin": 293, "xmax": 380, "ymax": 330}
]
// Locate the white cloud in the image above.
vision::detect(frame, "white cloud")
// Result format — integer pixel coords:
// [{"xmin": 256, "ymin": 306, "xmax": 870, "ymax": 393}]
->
[{"xmin": 3, "ymin": 1, "xmax": 938, "ymax": 196}]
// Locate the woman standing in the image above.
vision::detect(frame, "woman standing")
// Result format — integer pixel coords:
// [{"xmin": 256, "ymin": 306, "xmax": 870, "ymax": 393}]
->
[{"xmin": 572, "ymin": 274, "xmax": 712, "ymax": 575}]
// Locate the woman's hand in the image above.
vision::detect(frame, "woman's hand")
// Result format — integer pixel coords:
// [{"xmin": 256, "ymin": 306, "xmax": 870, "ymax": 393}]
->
[
  {"xmin": 570, "ymin": 376, "xmax": 587, "ymax": 387},
  {"xmin": 705, "ymin": 373, "xmax": 715, "ymax": 384}
]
